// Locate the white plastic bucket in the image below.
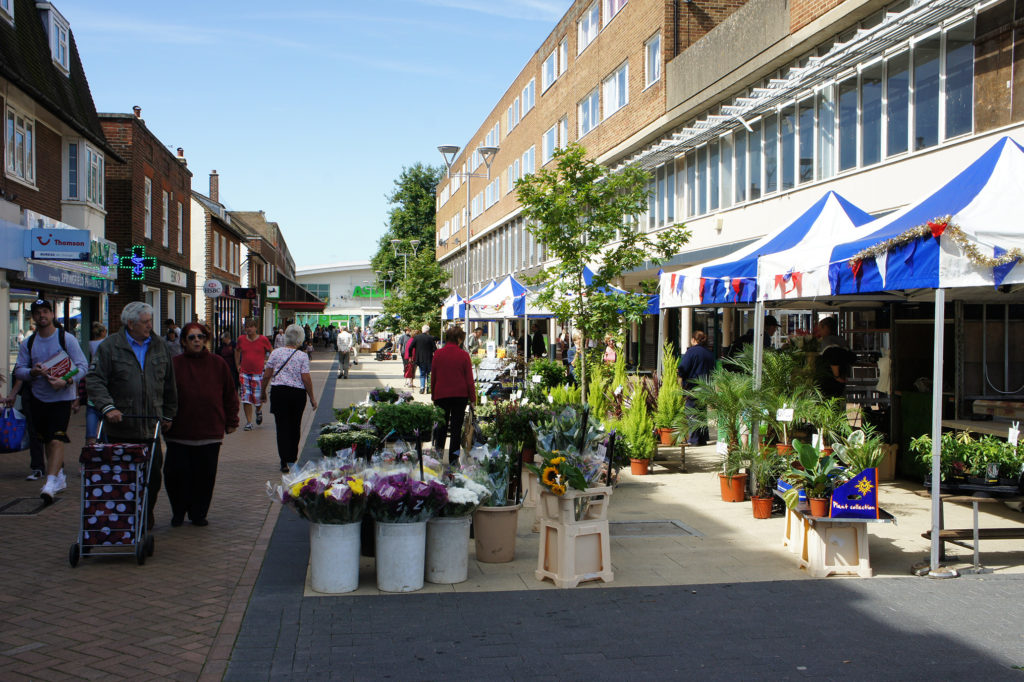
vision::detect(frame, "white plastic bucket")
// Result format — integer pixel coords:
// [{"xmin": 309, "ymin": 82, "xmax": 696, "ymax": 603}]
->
[
  {"xmin": 309, "ymin": 521, "xmax": 361, "ymax": 594},
  {"xmin": 425, "ymin": 515, "xmax": 471, "ymax": 584},
  {"xmin": 375, "ymin": 520, "xmax": 427, "ymax": 592}
]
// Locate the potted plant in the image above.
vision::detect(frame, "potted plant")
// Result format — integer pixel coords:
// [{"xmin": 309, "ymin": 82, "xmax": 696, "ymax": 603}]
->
[
  {"xmin": 748, "ymin": 443, "xmax": 783, "ymax": 518},
  {"xmin": 832, "ymin": 425, "xmax": 886, "ymax": 476},
  {"xmin": 781, "ymin": 440, "xmax": 843, "ymax": 517},
  {"xmin": 809, "ymin": 397, "xmax": 850, "ymax": 453},
  {"xmin": 426, "ymin": 474, "xmax": 489, "ymax": 584},
  {"xmin": 719, "ymin": 444, "xmax": 750, "ymax": 503},
  {"xmin": 371, "ymin": 402, "xmax": 445, "ymax": 441},
  {"xmin": 684, "ymin": 365, "xmax": 760, "ymax": 490},
  {"xmin": 654, "ymin": 344, "xmax": 685, "ymax": 446},
  {"xmin": 619, "ymin": 382, "xmax": 656, "ymax": 475}
]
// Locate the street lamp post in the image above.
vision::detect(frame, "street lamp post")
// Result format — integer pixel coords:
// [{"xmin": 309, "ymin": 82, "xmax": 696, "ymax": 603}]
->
[
  {"xmin": 438, "ymin": 144, "xmax": 498, "ymax": 345},
  {"xmin": 390, "ymin": 238, "xmax": 421, "ymax": 279}
]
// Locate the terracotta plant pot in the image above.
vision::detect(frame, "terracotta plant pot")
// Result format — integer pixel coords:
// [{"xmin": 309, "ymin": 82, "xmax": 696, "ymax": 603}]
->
[
  {"xmin": 751, "ymin": 496, "xmax": 773, "ymax": 519},
  {"xmin": 809, "ymin": 497, "xmax": 830, "ymax": 518},
  {"xmin": 776, "ymin": 443, "xmax": 794, "ymax": 457},
  {"xmin": 629, "ymin": 458, "xmax": 650, "ymax": 475},
  {"xmin": 657, "ymin": 428, "xmax": 674, "ymax": 446},
  {"xmin": 718, "ymin": 473, "xmax": 748, "ymax": 502},
  {"xmin": 821, "ymin": 447, "xmax": 834, "ymax": 456}
]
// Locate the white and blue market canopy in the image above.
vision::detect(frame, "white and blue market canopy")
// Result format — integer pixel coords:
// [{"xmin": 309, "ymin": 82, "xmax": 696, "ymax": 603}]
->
[
  {"xmin": 468, "ymin": 275, "xmax": 553, "ymax": 319},
  {"xmin": 828, "ymin": 136, "xmax": 1024, "ymax": 295},
  {"xmin": 440, "ymin": 292, "xmax": 466, "ymax": 321},
  {"xmin": 660, "ymin": 191, "xmax": 873, "ymax": 308}
]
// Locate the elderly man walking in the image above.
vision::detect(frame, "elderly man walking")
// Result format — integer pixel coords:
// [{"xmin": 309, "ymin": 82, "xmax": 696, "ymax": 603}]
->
[{"xmin": 88, "ymin": 301, "xmax": 177, "ymax": 529}]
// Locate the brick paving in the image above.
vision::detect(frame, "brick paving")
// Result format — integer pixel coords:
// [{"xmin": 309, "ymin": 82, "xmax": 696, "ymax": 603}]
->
[{"xmin": 0, "ymin": 351, "xmax": 336, "ymax": 681}]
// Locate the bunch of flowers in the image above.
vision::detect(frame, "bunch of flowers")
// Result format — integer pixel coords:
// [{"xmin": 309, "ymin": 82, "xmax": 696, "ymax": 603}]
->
[
  {"xmin": 367, "ymin": 387, "xmax": 414, "ymax": 404},
  {"xmin": 272, "ymin": 465, "xmax": 368, "ymax": 524},
  {"xmin": 527, "ymin": 450, "xmax": 588, "ymax": 496},
  {"xmin": 367, "ymin": 471, "xmax": 448, "ymax": 523},
  {"xmin": 436, "ymin": 473, "xmax": 490, "ymax": 517},
  {"xmin": 461, "ymin": 443, "xmax": 513, "ymax": 507}
]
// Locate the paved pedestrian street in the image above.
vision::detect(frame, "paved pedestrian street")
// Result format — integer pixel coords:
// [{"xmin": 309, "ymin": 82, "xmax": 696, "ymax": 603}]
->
[{"xmin": 1, "ymin": 352, "xmax": 1023, "ymax": 680}]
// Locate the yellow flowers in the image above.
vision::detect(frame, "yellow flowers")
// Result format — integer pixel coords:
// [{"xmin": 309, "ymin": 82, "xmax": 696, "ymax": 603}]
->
[
  {"xmin": 347, "ymin": 478, "xmax": 365, "ymax": 495},
  {"xmin": 541, "ymin": 466, "xmax": 558, "ymax": 486},
  {"xmin": 550, "ymin": 483, "xmax": 567, "ymax": 496},
  {"xmin": 550, "ymin": 456, "xmax": 566, "ymax": 465}
]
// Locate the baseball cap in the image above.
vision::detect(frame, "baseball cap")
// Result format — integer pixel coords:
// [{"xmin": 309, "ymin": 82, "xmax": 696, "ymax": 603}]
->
[
  {"xmin": 765, "ymin": 315, "xmax": 780, "ymax": 328},
  {"xmin": 30, "ymin": 298, "xmax": 53, "ymax": 313}
]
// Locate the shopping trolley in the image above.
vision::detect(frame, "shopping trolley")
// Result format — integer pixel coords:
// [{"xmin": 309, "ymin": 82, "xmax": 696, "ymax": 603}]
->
[{"xmin": 68, "ymin": 417, "xmax": 162, "ymax": 567}]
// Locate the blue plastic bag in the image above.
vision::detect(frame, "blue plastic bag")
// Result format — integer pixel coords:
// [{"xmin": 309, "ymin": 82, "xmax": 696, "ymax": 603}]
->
[{"xmin": 0, "ymin": 407, "xmax": 27, "ymax": 452}]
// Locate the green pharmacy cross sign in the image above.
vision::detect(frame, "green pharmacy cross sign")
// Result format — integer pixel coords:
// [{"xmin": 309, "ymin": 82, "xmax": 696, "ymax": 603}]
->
[{"xmin": 119, "ymin": 245, "xmax": 157, "ymax": 281}]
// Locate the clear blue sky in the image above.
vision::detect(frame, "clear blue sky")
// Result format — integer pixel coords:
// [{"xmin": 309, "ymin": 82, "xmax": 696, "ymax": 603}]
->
[{"xmin": 58, "ymin": 0, "xmax": 571, "ymax": 268}]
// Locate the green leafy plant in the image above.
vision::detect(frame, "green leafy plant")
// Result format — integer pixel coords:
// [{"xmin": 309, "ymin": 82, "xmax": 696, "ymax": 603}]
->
[
  {"xmin": 547, "ymin": 383, "xmax": 582, "ymax": 408},
  {"xmin": 316, "ymin": 430, "xmax": 380, "ymax": 458},
  {"xmin": 587, "ymin": 372, "xmax": 611, "ymax": 420},
  {"xmin": 684, "ymin": 365, "xmax": 760, "ymax": 457},
  {"xmin": 782, "ymin": 440, "xmax": 844, "ymax": 507},
  {"xmin": 749, "ymin": 443, "xmax": 785, "ymax": 498},
  {"xmin": 370, "ymin": 402, "xmax": 444, "ymax": 439},
  {"xmin": 618, "ymin": 382, "xmax": 656, "ymax": 460},
  {"xmin": 655, "ymin": 349, "xmax": 685, "ymax": 430},
  {"xmin": 809, "ymin": 397, "xmax": 851, "ymax": 449},
  {"xmin": 833, "ymin": 425, "xmax": 886, "ymax": 475}
]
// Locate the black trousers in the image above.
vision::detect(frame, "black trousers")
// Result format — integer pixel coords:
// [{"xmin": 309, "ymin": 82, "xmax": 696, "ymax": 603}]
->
[
  {"xmin": 163, "ymin": 441, "xmax": 221, "ymax": 522},
  {"xmin": 433, "ymin": 397, "xmax": 468, "ymax": 464},
  {"xmin": 271, "ymin": 385, "xmax": 307, "ymax": 466},
  {"xmin": 19, "ymin": 394, "xmax": 45, "ymax": 471}
]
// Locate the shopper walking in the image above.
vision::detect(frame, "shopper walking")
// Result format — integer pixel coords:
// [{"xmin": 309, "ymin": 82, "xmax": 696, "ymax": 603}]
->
[
  {"xmin": 235, "ymin": 320, "xmax": 273, "ymax": 431},
  {"xmin": 88, "ymin": 301, "xmax": 177, "ymax": 527},
  {"xmin": 163, "ymin": 322, "xmax": 239, "ymax": 527},
  {"xmin": 336, "ymin": 326, "xmax": 353, "ymax": 379},
  {"xmin": 262, "ymin": 324, "xmax": 318, "ymax": 473},
  {"xmin": 14, "ymin": 299, "xmax": 89, "ymax": 503},
  {"xmin": 431, "ymin": 326, "xmax": 476, "ymax": 466},
  {"xmin": 216, "ymin": 330, "xmax": 239, "ymax": 388},
  {"xmin": 677, "ymin": 330, "xmax": 716, "ymax": 445},
  {"xmin": 412, "ymin": 324, "xmax": 437, "ymax": 394}
]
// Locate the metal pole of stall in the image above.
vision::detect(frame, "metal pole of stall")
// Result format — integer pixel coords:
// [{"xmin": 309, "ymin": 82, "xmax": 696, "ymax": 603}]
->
[{"xmin": 929, "ymin": 288, "xmax": 953, "ymax": 577}]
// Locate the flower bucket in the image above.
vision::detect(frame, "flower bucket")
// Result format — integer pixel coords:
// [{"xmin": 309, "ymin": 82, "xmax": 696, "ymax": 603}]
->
[
  {"xmin": 425, "ymin": 516, "xmax": 471, "ymax": 584},
  {"xmin": 375, "ymin": 520, "xmax": 427, "ymax": 592},
  {"xmin": 629, "ymin": 458, "xmax": 650, "ymax": 475},
  {"xmin": 473, "ymin": 504, "xmax": 521, "ymax": 563},
  {"xmin": 309, "ymin": 521, "xmax": 361, "ymax": 594}
]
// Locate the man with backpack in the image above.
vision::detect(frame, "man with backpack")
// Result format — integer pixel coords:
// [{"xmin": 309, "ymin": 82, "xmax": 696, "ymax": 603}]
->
[{"xmin": 13, "ymin": 299, "xmax": 89, "ymax": 503}]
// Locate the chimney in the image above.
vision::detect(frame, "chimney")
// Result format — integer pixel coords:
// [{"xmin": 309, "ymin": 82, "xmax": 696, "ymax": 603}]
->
[
  {"xmin": 210, "ymin": 170, "xmax": 219, "ymax": 203},
  {"xmin": 176, "ymin": 147, "xmax": 187, "ymax": 166},
  {"xmin": 132, "ymin": 105, "xmax": 141, "ymax": 118}
]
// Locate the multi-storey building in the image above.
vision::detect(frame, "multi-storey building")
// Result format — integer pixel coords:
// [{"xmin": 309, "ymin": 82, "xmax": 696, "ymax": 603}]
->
[
  {"xmin": 100, "ymin": 108, "xmax": 194, "ymax": 334},
  {"xmin": 436, "ymin": 0, "xmax": 1024, "ymax": 367},
  {"xmin": 191, "ymin": 171, "xmax": 247, "ymax": 342},
  {"xmin": 230, "ymin": 210, "xmax": 282, "ymax": 335},
  {"xmin": 0, "ymin": 0, "xmax": 119, "ymax": 370},
  {"xmin": 295, "ymin": 261, "xmax": 390, "ymax": 330}
]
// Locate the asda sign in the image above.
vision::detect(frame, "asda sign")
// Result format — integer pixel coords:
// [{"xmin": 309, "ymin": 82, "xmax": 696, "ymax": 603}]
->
[{"xmin": 353, "ymin": 286, "xmax": 391, "ymax": 298}]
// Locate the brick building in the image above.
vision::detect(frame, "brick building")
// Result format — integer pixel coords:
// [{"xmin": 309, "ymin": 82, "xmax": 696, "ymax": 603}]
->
[
  {"xmin": 437, "ymin": 0, "xmax": 1024, "ymax": 367},
  {"xmin": 191, "ymin": 171, "xmax": 246, "ymax": 343},
  {"xmin": 100, "ymin": 109, "xmax": 194, "ymax": 334},
  {"xmin": 229, "ymin": 209, "xmax": 280, "ymax": 334},
  {"xmin": 0, "ymin": 0, "xmax": 119, "ymax": 371}
]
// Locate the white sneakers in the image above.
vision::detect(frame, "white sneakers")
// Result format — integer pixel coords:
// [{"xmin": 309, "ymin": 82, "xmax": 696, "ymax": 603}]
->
[{"xmin": 39, "ymin": 470, "xmax": 67, "ymax": 504}]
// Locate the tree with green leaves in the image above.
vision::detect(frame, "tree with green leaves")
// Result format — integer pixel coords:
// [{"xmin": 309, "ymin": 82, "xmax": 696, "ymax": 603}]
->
[
  {"xmin": 515, "ymin": 143, "xmax": 689, "ymax": 401},
  {"xmin": 371, "ymin": 163, "xmax": 449, "ymax": 332}
]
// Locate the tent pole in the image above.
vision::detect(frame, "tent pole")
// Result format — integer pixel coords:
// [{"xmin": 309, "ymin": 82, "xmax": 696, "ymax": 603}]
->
[
  {"xmin": 929, "ymin": 288, "xmax": 947, "ymax": 576},
  {"xmin": 752, "ymin": 300, "xmax": 765, "ymax": 452},
  {"xmin": 657, "ymin": 308, "xmax": 665, "ymax": 378}
]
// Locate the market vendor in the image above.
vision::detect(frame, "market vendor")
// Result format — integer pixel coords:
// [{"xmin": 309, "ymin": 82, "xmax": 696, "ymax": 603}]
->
[{"xmin": 814, "ymin": 316, "xmax": 855, "ymax": 399}]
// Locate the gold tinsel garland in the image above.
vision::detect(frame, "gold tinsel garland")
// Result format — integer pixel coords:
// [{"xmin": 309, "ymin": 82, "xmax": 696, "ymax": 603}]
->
[{"xmin": 849, "ymin": 216, "xmax": 1024, "ymax": 270}]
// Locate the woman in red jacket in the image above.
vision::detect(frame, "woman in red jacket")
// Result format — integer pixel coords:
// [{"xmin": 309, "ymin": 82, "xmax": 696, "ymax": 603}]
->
[
  {"xmin": 431, "ymin": 326, "xmax": 476, "ymax": 466},
  {"xmin": 163, "ymin": 322, "xmax": 240, "ymax": 527}
]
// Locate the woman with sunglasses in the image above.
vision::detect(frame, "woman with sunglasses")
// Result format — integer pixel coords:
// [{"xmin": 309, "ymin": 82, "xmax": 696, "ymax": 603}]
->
[{"xmin": 162, "ymin": 322, "xmax": 240, "ymax": 527}]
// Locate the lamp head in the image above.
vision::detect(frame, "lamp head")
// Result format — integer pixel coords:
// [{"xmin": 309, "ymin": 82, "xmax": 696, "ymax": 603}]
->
[
  {"xmin": 410, "ymin": 239, "xmax": 421, "ymax": 252},
  {"xmin": 477, "ymin": 146, "xmax": 499, "ymax": 168},
  {"xmin": 437, "ymin": 145, "xmax": 460, "ymax": 170}
]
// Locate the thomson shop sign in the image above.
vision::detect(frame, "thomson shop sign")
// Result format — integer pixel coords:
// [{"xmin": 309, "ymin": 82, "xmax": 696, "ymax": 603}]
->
[{"xmin": 24, "ymin": 228, "xmax": 91, "ymax": 261}]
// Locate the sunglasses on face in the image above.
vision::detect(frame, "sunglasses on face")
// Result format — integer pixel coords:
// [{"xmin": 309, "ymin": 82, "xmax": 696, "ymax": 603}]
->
[{"xmin": 186, "ymin": 334, "xmax": 207, "ymax": 341}]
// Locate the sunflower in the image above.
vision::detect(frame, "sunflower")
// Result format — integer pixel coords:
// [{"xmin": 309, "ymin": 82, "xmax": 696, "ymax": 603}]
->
[
  {"xmin": 550, "ymin": 456, "xmax": 566, "ymax": 465},
  {"xmin": 550, "ymin": 483, "xmax": 567, "ymax": 496},
  {"xmin": 541, "ymin": 466, "xmax": 558, "ymax": 486}
]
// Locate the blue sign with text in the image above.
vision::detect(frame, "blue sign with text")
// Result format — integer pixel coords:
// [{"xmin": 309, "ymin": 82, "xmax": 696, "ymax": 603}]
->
[{"xmin": 25, "ymin": 228, "xmax": 91, "ymax": 261}]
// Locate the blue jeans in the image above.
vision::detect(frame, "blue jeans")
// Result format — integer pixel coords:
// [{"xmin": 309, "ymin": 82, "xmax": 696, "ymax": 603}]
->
[
  {"xmin": 86, "ymin": 405, "xmax": 102, "ymax": 442},
  {"xmin": 419, "ymin": 368, "xmax": 430, "ymax": 391}
]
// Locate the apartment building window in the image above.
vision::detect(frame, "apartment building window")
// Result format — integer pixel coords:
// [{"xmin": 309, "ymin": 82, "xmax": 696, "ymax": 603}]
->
[
  {"xmin": 944, "ymin": 20, "xmax": 974, "ymax": 140},
  {"xmin": 522, "ymin": 146, "xmax": 535, "ymax": 176},
  {"xmin": 507, "ymin": 159, "xmax": 520, "ymax": 193},
  {"xmin": 748, "ymin": 122, "xmax": 762, "ymax": 200},
  {"xmin": 797, "ymin": 98, "xmax": 814, "ymax": 185},
  {"xmin": 764, "ymin": 114, "xmax": 777, "ymax": 194},
  {"xmin": 144, "ymin": 177, "xmax": 152, "ymax": 238},
  {"xmin": 176, "ymin": 201, "xmax": 183, "ymax": 253},
  {"xmin": 542, "ymin": 50, "xmax": 557, "ymax": 92},
  {"xmin": 0, "ymin": 0, "xmax": 13, "ymax": 24},
  {"xmin": 46, "ymin": 10, "xmax": 70, "ymax": 74},
  {"xmin": 720, "ymin": 135, "xmax": 733, "ymax": 209},
  {"xmin": 521, "ymin": 79, "xmax": 535, "ymax": 117},
  {"xmin": 85, "ymin": 145, "xmax": 103, "ymax": 206},
  {"xmin": 5, "ymin": 106, "xmax": 35, "ymax": 185},
  {"xmin": 913, "ymin": 34, "xmax": 940, "ymax": 151},
  {"xmin": 542, "ymin": 125, "xmax": 557, "ymax": 165},
  {"xmin": 507, "ymin": 96, "xmax": 520, "ymax": 130},
  {"xmin": 602, "ymin": 62, "xmax": 628, "ymax": 119},
  {"xmin": 861, "ymin": 63, "xmax": 883, "ymax": 167},
  {"xmin": 886, "ymin": 52, "xmax": 910, "ymax": 156},
  {"xmin": 66, "ymin": 142, "xmax": 78, "ymax": 199},
  {"xmin": 604, "ymin": 0, "xmax": 627, "ymax": 25},
  {"xmin": 161, "ymin": 191, "xmax": 169, "ymax": 246},
  {"xmin": 558, "ymin": 117, "xmax": 568, "ymax": 151},
  {"xmin": 734, "ymin": 130, "xmax": 747, "ymax": 203},
  {"xmin": 817, "ymin": 87, "xmax": 835, "ymax": 179},
  {"xmin": 645, "ymin": 161, "xmax": 675, "ymax": 230},
  {"xmin": 579, "ymin": 88, "xmax": 599, "ymax": 138},
  {"xmin": 645, "ymin": 33, "xmax": 660, "ymax": 87},
  {"xmin": 486, "ymin": 121, "xmax": 500, "ymax": 147},
  {"xmin": 578, "ymin": 2, "xmax": 598, "ymax": 54},
  {"xmin": 213, "ymin": 232, "xmax": 219, "ymax": 268},
  {"xmin": 558, "ymin": 38, "xmax": 568, "ymax": 76},
  {"xmin": 780, "ymin": 105, "xmax": 795, "ymax": 190}
]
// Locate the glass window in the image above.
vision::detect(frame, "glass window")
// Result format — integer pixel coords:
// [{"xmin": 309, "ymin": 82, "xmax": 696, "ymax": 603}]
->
[
  {"xmin": 886, "ymin": 52, "xmax": 909, "ymax": 156},
  {"xmin": 5, "ymin": 107, "xmax": 35, "ymax": 184},
  {"xmin": 697, "ymin": 146, "xmax": 708, "ymax": 214},
  {"xmin": 798, "ymin": 99, "xmax": 814, "ymax": 184},
  {"xmin": 578, "ymin": 2, "xmax": 598, "ymax": 53},
  {"xmin": 645, "ymin": 33, "xmax": 661, "ymax": 86},
  {"xmin": 913, "ymin": 35, "xmax": 940, "ymax": 151},
  {"xmin": 162, "ymin": 191, "xmax": 169, "ymax": 246},
  {"xmin": 838, "ymin": 77, "xmax": 857, "ymax": 171},
  {"xmin": 709, "ymin": 140, "xmax": 720, "ymax": 211},
  {"xmin": 763, "ymin": 114, "xmax": 777, "ymax": 194},
  {"xmin": 603, "ymin": 62, "xmax": 629, "ymax": 119},
  {"xmin": 542, "ymin": 50, "xmax": 556, "ymax": 92},
  {"xmin": 558, "ymin": 116, "xmax": 568, "ymax": 149},
  {"xmin": 734, "ymin": 129, "xmax": 747, "ymax": 203},
  {"xmin": 67, "ymin": 142, "xmax": 78, "ymax": 199},
  {"xmin": 604, "ymin": 0, "xmax": 627, "ymax": 24},
  {"xmin": 666, "ymin": 162, "xmax": 675, "ymax": 223},
  {"xmin": 521, "ymin": 79, "xmax": 535, "ymax": 117},
  {"xmin": 86, "ymin": 146, "xmax": 103, "ymax": 206},
  {"xmin": 816, "ymin": 87, "xmax": 834, "ymax": 180},
  {"xmin": 780, "ymin": 105, "xmax": 795, "ymax": 190},
  {"xmin": 522, "ymin": 146, "xmax": 535, "ymax": 175},
  {"xmin": 579, "ymin": 88, "xmax": 599, "ymax": 137},
  {"xmin": 542, "ymin": 125, "xmax": 557, "ymax": 164},
  {"xmin": 944, "ymin": 20, "xmax": 974, "ymax": 139},
  {"xmin": 144, "ymin": 177, "xmax": 152, "ymax": 239},
  {"xmin": 559, "ymin": 39, "xmax": 568, "ymax": 75},
  {"xmin": 748, "ymin": 121, "xmax": 762, "ymax": 200},
  {"xmin": 861, "ymin": 63, "xmax": 883, "ymax": 166},
  {"xmin": 720, "ymin": 135, "xmax": 733, "ymax": 208},
  {"xmin": 685, "ymin": 150, "xmax": 697, "ymax": 216}
]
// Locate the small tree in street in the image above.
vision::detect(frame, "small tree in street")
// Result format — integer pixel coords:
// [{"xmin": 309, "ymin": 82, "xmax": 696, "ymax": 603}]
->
[
  {"xmin": 515, "ymin": 143, "xmax": 689, "ymax": 400},
  {"xmin": 378, "ymin": 249, "xmax": 448, "ymax": 331}
]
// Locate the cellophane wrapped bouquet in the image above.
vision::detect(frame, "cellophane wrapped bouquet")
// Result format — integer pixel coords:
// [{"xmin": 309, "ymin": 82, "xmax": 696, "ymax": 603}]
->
[
  {"xmin": 436, "ymin": 473, "xmax": 490, "ymax": 517},
  {"xmin": 366, "ymin": 468, "xmax": 448, "ymax": 523},
  {"xmin": 268, "ymin": 458, "xmax": 368, "ymax": 524},
  {"xmin": 527, "ymin": 406, "xmax": 609, "ymax": 496},
  {"xmin": 460, "ymin": 443, "xmax": 513, "ymax": 507}
]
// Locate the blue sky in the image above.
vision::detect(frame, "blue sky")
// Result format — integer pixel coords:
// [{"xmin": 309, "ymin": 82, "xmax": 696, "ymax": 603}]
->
[{"xmin": 58, "ymin": 0, "xmax": 571, "ymax": 268}]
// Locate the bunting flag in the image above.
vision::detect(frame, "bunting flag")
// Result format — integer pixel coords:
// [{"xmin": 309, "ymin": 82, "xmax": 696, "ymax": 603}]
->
[
  {"xmin": 993, "ymin": 246, "xmax": 1021, "ymax": 288},
  {"xmin": 698, "ymin": 277, "xmax": 706, "ymax": 301},
  {"xmin": 927, "ymin": 218, "xmax": 947, "ymax": 239},
  {"xmin": 774, "ymin": 270, "xmax": 803, "ymax": 296},
  {"xmin": 849, "ymin": 258, "xmax": 863, "ymax": 280},
  {"xmin": 731, "ymin": 278, "xmax": 743, "ymax": 302},
  {"xmin": 670, "ymin": 273, "xmax": 677, "ymax": 291}
]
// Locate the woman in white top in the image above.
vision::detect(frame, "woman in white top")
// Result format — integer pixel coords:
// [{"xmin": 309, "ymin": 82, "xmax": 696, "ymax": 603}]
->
[{"xmin": 261, "ymin": 324, "xmax": 318, "ymax": 472}]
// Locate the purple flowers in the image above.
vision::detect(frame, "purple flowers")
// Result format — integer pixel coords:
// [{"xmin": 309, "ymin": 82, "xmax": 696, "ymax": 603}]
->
[{"xmin": 368, "ymin": 472, "xmax": 448, "ymax": 523}]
